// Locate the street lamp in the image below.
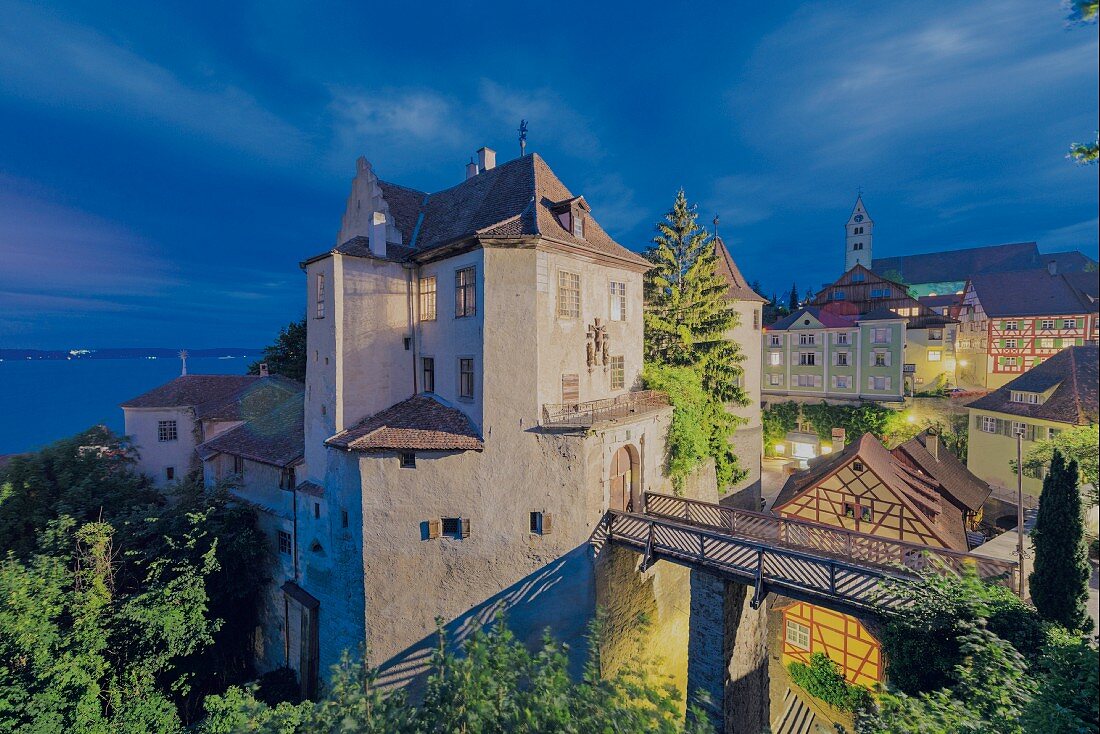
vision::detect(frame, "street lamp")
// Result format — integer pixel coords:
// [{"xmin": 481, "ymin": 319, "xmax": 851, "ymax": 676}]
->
[{"xmin": 1015, "ymin": 426, "xmax": 1026, "ymax": 599}]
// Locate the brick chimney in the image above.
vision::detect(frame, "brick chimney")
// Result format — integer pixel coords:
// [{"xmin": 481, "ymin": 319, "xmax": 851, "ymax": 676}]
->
[
  {"xmin": 370, "ymin": 211, "xmax": 388, "ymax": 258},
  {"xmin": 1047, "ymin": 260, "xmax": 1057, "ymax": 276},
  {"xmin": 477, "ymin": 147, "xmax": 496, "ymax": 171},
  {"xmin": 926, "ymin": 428, "xmax": 939, "ymax": 460},
  {"xmin": 465, "ymin": 158, "xmax": 478, "ymax": 180},
  {"xmin": 258, "ymin": 363, "xmax": 269, "ymax": 377}
]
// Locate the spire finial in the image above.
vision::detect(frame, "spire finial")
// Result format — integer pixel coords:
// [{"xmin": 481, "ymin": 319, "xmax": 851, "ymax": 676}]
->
[
  {"xmin": 857, "ymin": 185, "xmax": 864, "ymax": 197},
  {"xmin": 178, "ymin": 349, "xmax": 188, "ymax": 376},
  {"xmin": 712, "ymin": 213, "xmax": 720, "ymax": 239},
  {"xmin": 518, "ymin": 119, "xmax": 528, "ymax": 157}
]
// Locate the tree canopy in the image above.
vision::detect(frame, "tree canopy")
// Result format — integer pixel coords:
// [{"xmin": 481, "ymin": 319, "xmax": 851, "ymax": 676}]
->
[{"xmin": 248, "ymin": 317, "xmax": 307, "ymax": 381}]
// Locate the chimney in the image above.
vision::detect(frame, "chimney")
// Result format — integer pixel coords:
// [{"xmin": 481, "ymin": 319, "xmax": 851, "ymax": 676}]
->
[
  {"xmin": 370, "ymin": 211, "xmax": 388, "ymax": 257},
  {"xmin": 926, "ymin": 429, "xmax": 939, "ymax": 460},
  {"xmin": 465, "ymin": 158, "xmax": 478, "ymax": 180},
  {"xmin": 477, "ymin": 147, "xmax": 496, "ymax": 171},
  {"xmin": 1047, "ymin": 260, "xmax": 1057, "ymax": 276},
  {"xmin": 258, "ymin": 363, "xmax": 269, "ymax": 377}
]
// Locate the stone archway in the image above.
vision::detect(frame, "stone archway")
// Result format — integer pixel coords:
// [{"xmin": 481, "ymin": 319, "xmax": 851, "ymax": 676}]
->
[{"xmin": 610, "ymin": 444, "xmax": 640, "ymax": 512}]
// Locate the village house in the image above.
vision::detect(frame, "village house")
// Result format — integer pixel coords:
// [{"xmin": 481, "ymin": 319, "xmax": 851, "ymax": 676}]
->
[
  {"xmin": 956, "ymin": 266, "xmax": 1099, "ymax": 389},
  {"xmin": 120, "ymin": 372, "xmax": 301, "ymax": 486},
  {"xmin": 770, "ymin": 430, "xmax": 991, "ymax": 689},
  {"xmin": 967, "ymin": 344, "xmax": 1098, "ymax": 497}
]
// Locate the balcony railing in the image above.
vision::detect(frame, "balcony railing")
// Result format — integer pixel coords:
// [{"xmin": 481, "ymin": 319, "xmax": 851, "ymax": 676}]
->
[{"xmin": 542, "ymin": 389, "xmax": 670, "ymax": 428}]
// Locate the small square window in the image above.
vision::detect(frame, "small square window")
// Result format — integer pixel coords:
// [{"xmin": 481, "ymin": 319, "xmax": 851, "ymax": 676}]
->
[
  {"xmin": 400, "ymin": 452, "xmax": 416, "ymax": 468},
  {"xmin": 844, "ymin": 502, "xmax": 856, "ymax": 519},
  {"xmin": 852, "ymin": 461, "xmax": 865, "ymax": 472},
  {"xmin": 158, "ymin": 420, "xmax": 178, "ymax": 442},
  {"xmin": 785, "ymin": 619, "xmax": 810, "ymax": 650},
  {"xmin": 165, "ymin": 466, "xmax": 175, "ymax": 481},
  {"xmin": 277, "ymin": 530, "xmax": 292, "ymax": 555},
  {"xmin": 861, "ymin": 506, "xmax": 873, "ymax": 522},
  {"xmin": 529, "ymin": 511, "xmax": 552, "ymax": 535},
  {"xmin": 341, "ymin": 509, "xmax": 349, "ymax": 528},
  {"xmin": 441, "ymin": 517, "xmax": 469, "ymax": 538}
]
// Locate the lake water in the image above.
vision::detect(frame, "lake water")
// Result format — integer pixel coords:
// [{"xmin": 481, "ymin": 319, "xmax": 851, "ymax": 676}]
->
[{"xmin": 0, "ymin": 357, "xmax": 253, "ymax": 454}]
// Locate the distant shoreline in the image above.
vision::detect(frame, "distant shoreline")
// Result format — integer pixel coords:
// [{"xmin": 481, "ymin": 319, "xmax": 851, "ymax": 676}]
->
[{"xmin": 1, "ymin": 348, "xmax": 264, "ymax": 361}]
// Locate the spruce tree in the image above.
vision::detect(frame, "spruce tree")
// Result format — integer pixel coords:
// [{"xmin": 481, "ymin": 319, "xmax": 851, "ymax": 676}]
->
[
  {"xmin": 643, "ymin": 189, "xmax": 746, "ymax": 404},
  {"xmin": 788, "ymin": 283, "xmax": 799, "ymax": 312},
  {"xmin": 1028, "ymin": 450, "xmax": 1092, "ymax": 632}
]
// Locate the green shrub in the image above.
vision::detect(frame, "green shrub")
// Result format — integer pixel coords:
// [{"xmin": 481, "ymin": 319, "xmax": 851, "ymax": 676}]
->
[{"xmin": 787, "ymin": 653, "xmax": 871, "ymax": 712}]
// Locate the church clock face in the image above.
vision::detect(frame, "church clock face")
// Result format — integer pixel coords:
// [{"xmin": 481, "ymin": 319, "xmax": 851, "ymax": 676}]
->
[{"xmin": 854, "ymin": 214, "xmax": 864, "ymax": 222}]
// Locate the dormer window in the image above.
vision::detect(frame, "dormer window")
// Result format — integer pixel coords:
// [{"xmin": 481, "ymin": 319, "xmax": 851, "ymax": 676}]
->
[
  {"xmin": 551, "ymin": 197, "xmax": 590, "ymax": 240},
  {"xmin": 1010, "ymin": 391, "xmax": 1041, "ymax": 405},
  {"xmin": 572, "ymin": 213, "xmax": 585, "ymax": 239}
]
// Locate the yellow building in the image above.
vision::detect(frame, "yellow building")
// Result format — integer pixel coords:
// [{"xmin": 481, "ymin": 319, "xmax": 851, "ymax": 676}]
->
[
  {"xmin": 967, "ymin": 345, "xmax": 1098, "ymax": 497},
  {"xmin": 771, "ymin": 430, "xmax": 989, "ymax": 687}
]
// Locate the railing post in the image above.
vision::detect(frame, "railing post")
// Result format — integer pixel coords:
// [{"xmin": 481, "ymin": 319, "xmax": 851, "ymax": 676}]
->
[
  {"xmin": 751, "ymin": 547, "xmax": 766, "ymax": 609},
  {"xmin": 846, "ymin": 532, "xmax": 852, "ymax": 558},
  {"xmin": 829, "ymin": 562, "xmax": 836, "ymax": 595},
  {"xmin": 686, "ymin": 500, "xmax": 692, "ymax": 525}
]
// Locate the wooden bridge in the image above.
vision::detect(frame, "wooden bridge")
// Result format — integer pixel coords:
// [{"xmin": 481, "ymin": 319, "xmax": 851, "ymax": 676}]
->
[{"xmin": 602, "ymin": 493, "xmax": 1019, "ymax": 616}]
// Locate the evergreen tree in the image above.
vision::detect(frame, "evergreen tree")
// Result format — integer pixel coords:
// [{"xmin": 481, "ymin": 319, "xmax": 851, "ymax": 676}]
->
[
  {"xmin": 643, "ymin": 189, "xmax": 746, "ymax": 404},
  {"xmin": 248, "ymin": 318, "xmax": 307, "ymax": 381},
  {"xmin": 1029, "ymin": 450, "xmax": 1092, "ymax": 632},
  {"xmin": 788, "ymin": 282, "xmax": 799, "ymax": 312}
]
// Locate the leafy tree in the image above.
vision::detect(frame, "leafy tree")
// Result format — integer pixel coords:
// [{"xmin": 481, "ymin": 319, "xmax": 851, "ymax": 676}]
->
[
  {"xmin": 643, "ymin": 190, "xmax": 747, "ymax": 403},
  {"xmin": 248, "ymin": 317, "xmax": 307, "ymax": 381},
  {"xmin": 1021, "ymin": 425, "xmax": 1099, "ymax": 506},
  {"xmin": 1021, "ymin": 626, "xmax": 1100, "ymax": 733},
  {"xmin": 762, "ymin": 402, "xmax": 800, "ymax": 455},
  {"xmin": 202, "ymin": 617, "xmax": 714, "ymax": 733},
  {"xmin": 788, "ymin": 282, "xmax": 799, "ymax": 312},
  {"xmin": 1029, "ymin": 450, "xmax": 1092, "ymax": 632}
]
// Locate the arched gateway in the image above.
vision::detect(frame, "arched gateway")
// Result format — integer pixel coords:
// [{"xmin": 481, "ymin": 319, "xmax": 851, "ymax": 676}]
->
[{"xmin": 609, "ymin": 444, "xmax": 639, "ymax": 512}]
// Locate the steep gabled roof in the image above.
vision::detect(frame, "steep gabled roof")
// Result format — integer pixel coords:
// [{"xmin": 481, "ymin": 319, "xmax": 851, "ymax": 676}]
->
[
  {"xmin": 769, "ymin": 307, "xmax": 857, "ymax": 331},
  {"xmin": 713, "ymin": 237, "xmax": 767, "ymax": 303},
  {"xmin": 326, "ymin": 394, "xmax": 483, "ymax": 452},
  {"xmin": 872, "ymin": 242, "xmax": 1039, "ymax": 284},
  {"xmin": 197, "ymin": 394, "xmax": 304, "ymax": 468},
  {"xmin": 968, "ymin": 345, "xmax": 1099, "ymax": 425},
  {"xmin": 967, "ymin": 269, "xmax": 1099, "ymax": 317},
  {"xmin": 121, "ymin": 375, "xmax": 263, "ymax": 412},
  {"xmin": 895, "ymin": 433, "xmax": 990, "ymax": 512},
  {"xmin": 196, "ymin": 375, "xmax": 303, "ymax": 421}
]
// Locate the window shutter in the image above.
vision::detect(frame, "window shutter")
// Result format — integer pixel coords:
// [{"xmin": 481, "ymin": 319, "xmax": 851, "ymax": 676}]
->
[
  {"xmin": 460, "ymin": 518, "xmax": 471, "ymax": 538},
  {"xmin": 974, "ymin": 414, "xmax": 982, "ymax": 429},
  {"xmin": 885, "ymin": 377, "xmax": 892, "ymax": 390},
  {"xmin": 867, "ymin": 376, "xmax": 874, "ymax": 390},
  {"xmin": 814, "ymin": 375, "xmax": 822, "ymax": 387},
  {"xmin": 542, "ymin": 512, "xmax": 553, "ymax": 534},
  {"xmin": 561, "ymin": 374, "xmax": 579, "ymax": 403},
  {"xmin": 885, "ymin": 352, "xmax": 892, "ymax": 366},
  {"xmin": 428, "ymin": 519, "xmax": 441, "ymax": 539}
]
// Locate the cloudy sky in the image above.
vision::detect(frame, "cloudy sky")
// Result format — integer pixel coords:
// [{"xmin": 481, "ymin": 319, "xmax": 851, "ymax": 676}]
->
[{"xmin": 1, "ymin": 0, "xmax": 1096, "ymax": 348}]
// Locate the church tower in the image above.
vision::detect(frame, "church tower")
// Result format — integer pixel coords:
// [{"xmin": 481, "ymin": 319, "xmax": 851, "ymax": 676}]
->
[{"xmin": 844, "ymin": 195, "xmax": 873, "ymax": 271}]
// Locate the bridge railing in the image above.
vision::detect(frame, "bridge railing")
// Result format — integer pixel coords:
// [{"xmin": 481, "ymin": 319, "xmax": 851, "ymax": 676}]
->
[
  {"xmin": 643, "ymin": 492, "xmax": 1018, "ymax": 592},
  {"xmin": 542, "ymin": 390, "xmax": 670, "ymax": 428}
]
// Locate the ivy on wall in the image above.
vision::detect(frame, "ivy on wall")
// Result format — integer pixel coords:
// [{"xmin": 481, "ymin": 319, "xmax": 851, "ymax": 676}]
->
[
  {"xmin": 762, "ymin": 401, "xmax": 919, "ymax": 455},
  {"xmin": 787, "ymin": 653, "xmax": 872, "ymax": 712}
]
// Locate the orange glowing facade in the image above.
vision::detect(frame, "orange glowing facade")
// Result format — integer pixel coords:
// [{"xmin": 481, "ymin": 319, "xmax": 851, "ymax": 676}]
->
[{"xmin": 780, "ymin": 601, "xmax": 882, "ymax": 688}]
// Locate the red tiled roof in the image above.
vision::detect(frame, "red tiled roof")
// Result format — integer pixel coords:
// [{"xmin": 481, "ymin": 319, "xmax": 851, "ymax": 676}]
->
[
  {"xmin": 326, "ymin": 395, "xmax": 483, "ymax": 452},
  {"xmin": 197, "ymin": 394, "xmax": 304, "ymax": 468},
  {"xmin": 121, "ymin": 375, "xmax": 262, "ymax": 412},
  {"xmin": 769, "ymin": 306, "xmax": 857, "ymax": 331}
]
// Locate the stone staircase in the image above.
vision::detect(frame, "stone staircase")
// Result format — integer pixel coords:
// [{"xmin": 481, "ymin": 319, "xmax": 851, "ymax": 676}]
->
[{"xmin": 772, "ymin": 687, "xmax": 818, "ymax": 734}]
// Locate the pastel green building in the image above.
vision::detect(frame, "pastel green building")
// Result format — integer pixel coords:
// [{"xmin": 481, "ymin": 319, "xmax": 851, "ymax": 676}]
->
[
  {"xmin": 762, "ymin": 306, "xmax": 905, "ymax": 402},
  {"xmin": 967, "ymin": 345, "xmax": 1097, "ymax": 497}
]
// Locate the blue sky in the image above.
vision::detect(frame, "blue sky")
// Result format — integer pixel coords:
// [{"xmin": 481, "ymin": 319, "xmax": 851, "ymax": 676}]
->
[{"xmin": 1, "ymin": 0, "xmax": 1097, "ymax": 349}]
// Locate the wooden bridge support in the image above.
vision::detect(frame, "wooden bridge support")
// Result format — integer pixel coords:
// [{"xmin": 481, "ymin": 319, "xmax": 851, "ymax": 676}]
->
[{"xmin": 688, "ymin": 572, "xmax": 770, "ymax": 734}]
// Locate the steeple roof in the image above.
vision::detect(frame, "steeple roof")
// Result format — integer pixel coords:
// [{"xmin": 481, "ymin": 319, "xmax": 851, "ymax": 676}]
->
[{"xmin": 847, "ymin": 195, "xmax": 872, "ymax": 225}]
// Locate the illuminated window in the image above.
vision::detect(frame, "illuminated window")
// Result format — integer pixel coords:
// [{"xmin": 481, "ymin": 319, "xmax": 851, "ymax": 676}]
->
[
  {"xmin": 419, "ymin": 276, "xmax": 437, "ymax": 321},
  {"xmin": 785, "ymin": 619, "xmax": 810, "ymax": 650},
  {"xmin": 874, "ymin": 352, "xmax": 887, "ymax": 367},
  {"xmin": 769, "ymin": 352, "xmax": 783, "ymax": 366},
  {"xmin": 928, "ymin": 350, "xmax": 942, "ymax": 362},
  {"xmin": 557, "ymin": 271, "xmax": 581, "ymax": 318},
  {"xmin": 609, "ymin": 281, "xmax": 627, "ymax": 321}
]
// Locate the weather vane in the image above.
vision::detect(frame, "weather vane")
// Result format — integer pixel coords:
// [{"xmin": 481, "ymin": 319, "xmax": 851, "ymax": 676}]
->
[
  {"xmin": 518, "ymin": 119, "xmax": 528, "ymax": 157},
  {"xmin": 713, "ymin": 214, "xmax": 720, "ymax": 238},
  {"xmin": 178, "ymin": 349, "xmax": 189, "ymax": 376}
]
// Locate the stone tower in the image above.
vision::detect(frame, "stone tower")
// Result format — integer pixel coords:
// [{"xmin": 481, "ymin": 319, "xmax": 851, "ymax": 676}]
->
[{"xmin": 844, "ymin": 195, "xmax": 873, "ymax": 271}]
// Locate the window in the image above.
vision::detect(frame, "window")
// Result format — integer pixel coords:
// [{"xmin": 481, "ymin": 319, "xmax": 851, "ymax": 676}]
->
[
  {"xmin": 1011, "ymin": 391, "xmax": 1027, "ymax": 403},
  {"xmin": 419, "ymin": 276, "xmax": 437, "ymax": 321},
  {"xmin": 753, "ymin": 309, "xmax": 760, "ymax": 330},
  {"xmin": 861, "ymin": 506, "xmax": 873, "ymax": 522},
  {"xmin": 610, "ymin": 356, "xmax": 625, "ymax": 390},
  {"xmin": 871, "ymin": 327, "xmax": 890, "ymax": 344},
  {"xmin": 455, "ymin": 267, "xmax": 476, "ymax": 317},
  {"xmin": 1004, "ymin": 320, "xmax": 1018, "ymax": 331},
  {"xmin": 795, "ymin": 374, "xmax": 821, "ymax": 387},
  {"xmin": 836, "ymin": 332, "xmax": 849, "ymax": 345},
  {"xmin": 440, "ymin": 517, "xmax": 470, "ymax": 538},
  {"xmin": 770, "ymin": 335, "xmax": 782, "ymax": 347},
  {"xmin": 871, "ymin": 376, "xmax": 888, "ymax": 390},
  {"xmin": 836, "ymin": 352, "xmax": 849, "ymax": 367},
  {"xmin": 929, "ymin": 329, "xmax": 943, "ymax": 341},
  {"xmin": 870, "ymin": 287, "xmax": 891, "ymax": 298},
  {"xmin": 279, "ymin": 468, "xmax": 296, "ymax": 489},
  {"xmin": 874, "ymin": 352, "xmax": 887, "ymax": 367},
  {"xmin": 561, "ymin": 373, "xmax": 579, "ymax": 402},
  {"xmin": 799, "ymin": 334, "xmax": 816, "ymax": 345},
  {"xmin": 572, "ymin": 214, "xmax": 585, "ymax": 238},
  {"xmin": 165, "ymin": 466, "xmax": 175, "ymax": 481},
  {"xmin": 982, "ymin": 416, "xmax": 998, "ymax": 433},
  {"xmin": 422, "ymin": 357, "xmax": 435, "ymax": 393},
  {"xmin": 1004, "ymin": 338, "xmax": 1017, "ymax": 349},
  {"xmin": 769, "ymin": 352, "xmax": 783, "ymax": 366},
  {"xmin": 832, "ymin": 289, "xmax": 846, "ymax": 301},
  {"xmin": 1004, "ymin": 357, "xmax": 1018, "ymax": 367},
  {"xmin": 799, "ymin": 352, "xmax": 816, "ymax": 366},
  {"xmin": 928, "ymin": 350, "xmax": 942, "ymax": 362},
  {"xmin": 459, "ymin": 358, "xmax": 475, "ymax": 399},
  {"xmin": 530, "ymin": 511, "xmax": 553, "ymax": 535},
  {"xmin": 400, "ymin": 452, "xmax": 416, "ymax": 468},
  {"xmin": 315, "ymin": 274, "xmax": 325, "ymax": 318},
  {"xmin": 853, "ymin": 242, "xmax": 863, "ymax": 251},
  {"xmin": 341, "ymin": 510, "xmax": 349, "ymax": 528},
  {"xmin": 844, "ymin": 502, "xmax": 856, "ymax": 518},
  {"xmin": 852, "ymin": 273, "xmax": 865, "ymax": 283},
  {"xmin": 768, "ymin": 374, "xmax": 783, "ymax": 386},
  {"xmin": 233, "ymin": 455, "xmax": 245, "ymax": 476},
  {"xmin": 1040, "ymin": 319, "xmax": 1055, "ymax": 330},
  {"xmin": 610, "ymin": 281, "xmax": 627, "ymax": 321},
  {"xmin": 158, "ymin": 420, "xmax": 178, "ymax": 442},
  {"xmin": 852, "ymin": 461, "xmax": 865, "ymax": 472},
  {"xmin": 277, "ymin": 530, "xmax": 292, "ymax": 555},
  {"xmin": 785, "ymin": 620, "xmax": 810, "ymax": 650},
  {"xmin": 313, "ymin": 502, "xmax": 320, "ymax": 519},
  {"xmin": 835, "ymin": 375, "xmax": 851, "ymax": 389},
  {"xmin": 557, "ymin": 271, "xmax": 581, "ymax": 318}
]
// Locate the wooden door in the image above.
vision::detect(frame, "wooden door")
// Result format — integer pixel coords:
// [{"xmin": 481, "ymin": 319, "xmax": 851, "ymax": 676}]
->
[{"xmin": 610, "ymin": 446, "xmax": 632, "ymax": 512}]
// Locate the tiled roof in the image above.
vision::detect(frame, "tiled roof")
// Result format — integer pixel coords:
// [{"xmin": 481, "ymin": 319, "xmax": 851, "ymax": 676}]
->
[
  {"xmin": 326, "ymin": 394, "xmax": 483, "ymax": 452},
  {"xmin": 772, "ymin": 432, "xmax": 983, "ymax": 551},
  {"xmin": 872, "ymin": 242, "xmax": 1039, "ymax": 284},
  {"xmin": 968, "ymin": 345, "xmax": 1098, "ymax": 425},
  {"xmin": 857, "ymin": 308, "xmax": 906, "ymax": 322},
  {"xmin": 769, "ymin": 307, "xmax": 857, "ymax": 331},
  {"xmin": 968, "ymin": 269, "xmax": 1099, "ymax": 317},
  {"xmin": 316, "ymin": 154, "xmax": 650, "ymax": 270},
  {"xmin": 714, "ymin": 237, "xmax": 767, "ymax": 303},
  {"xmin": 197, "ymin": 394, "xmax": 304, "ymax": 468},
  {"xmin": 121, "ymin": 375, "xmax": 262, "ymax": 412},
  {"xmin": 918, "ymin": 294, "xmax": 962, "ymax": 308},
  {"xmin": 197, "ymin": 375, "xmax": 303, "ymax": 421},
  {"xmin": 1045, "ymin": 250, "xmax": 1099, "ymax": 273}
]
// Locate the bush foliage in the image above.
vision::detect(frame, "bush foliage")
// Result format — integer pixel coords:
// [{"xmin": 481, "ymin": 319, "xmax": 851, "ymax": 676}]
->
[{"xmin": 787, "ymin": 653, "xmax": 871, "ymax": 712}]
